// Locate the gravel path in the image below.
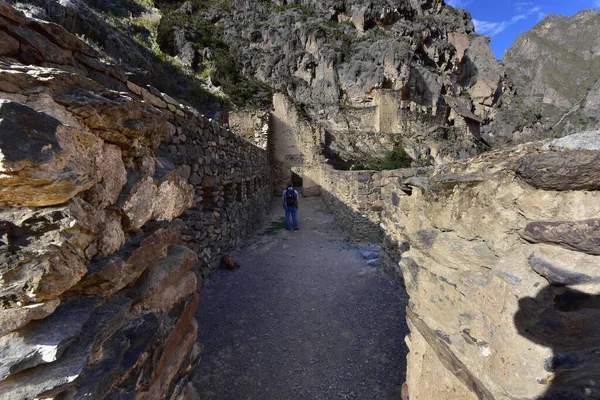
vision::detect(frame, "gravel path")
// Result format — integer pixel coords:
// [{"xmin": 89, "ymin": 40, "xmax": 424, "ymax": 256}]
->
[{"xmin": 193, "ymin": 196, "xmax": 409, "ymax": 400}]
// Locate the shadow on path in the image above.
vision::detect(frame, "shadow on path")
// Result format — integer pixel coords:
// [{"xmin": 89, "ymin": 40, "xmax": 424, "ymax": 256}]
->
[{"xmin": 193, "ymin": 196, "xmax": 409, "ymax": 399}]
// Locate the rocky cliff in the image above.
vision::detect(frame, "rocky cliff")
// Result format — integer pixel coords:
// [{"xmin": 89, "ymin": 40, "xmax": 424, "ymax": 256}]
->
[
  {"xmin": 0, "ymin": 2, "xmax": 270, "ymax": 398},
  {"xmin": 200, "ymin": 0, "xmax": 506, "ymax": 165},
  {"xmin": 496, "ymin": 10, "xmax": 600, "ymax": 143}
]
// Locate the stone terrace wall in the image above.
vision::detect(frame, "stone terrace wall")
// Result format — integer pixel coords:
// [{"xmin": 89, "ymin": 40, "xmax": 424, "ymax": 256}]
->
[
  {"xmin": 308, "ymin": 134, "xmax": 600, "ymax": 399},
  {"xmin": 303, "ymin": 164, "xmax": 428, "ymax": 245},
  {"xmin": 0, "ymin": 2, "xmax": 270, "ymax": 399},
  {"xmin": 157, "ymin": 115, "xmax": 271, "ymax": 277}
]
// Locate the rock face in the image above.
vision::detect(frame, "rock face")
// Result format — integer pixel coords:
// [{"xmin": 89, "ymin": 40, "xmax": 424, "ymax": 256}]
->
[
  {"xmin": 301, "ymin": 130, "xmax": 600, "ymax": 399},
  {"xmin": 498, "ymin": 10, "xmax": 600, "ymax": 142},
  {"xmin": 0, "ymin": 2, "xmax": 270, "ymax": 399},
  {"xmin": 128, "ymin": 0, "xmax": 508, "ymax": 166}
]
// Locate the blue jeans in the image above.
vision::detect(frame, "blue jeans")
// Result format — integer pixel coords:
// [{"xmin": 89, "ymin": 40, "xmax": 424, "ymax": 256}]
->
[{"xmin": 284, "ymin": 205, "xmax": 298, "ymax": 230}]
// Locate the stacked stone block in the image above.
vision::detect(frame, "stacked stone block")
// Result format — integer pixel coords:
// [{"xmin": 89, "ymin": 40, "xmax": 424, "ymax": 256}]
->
[{"xmin": 0, "ymin": 2, "xmax": 270, "ymax": 399}]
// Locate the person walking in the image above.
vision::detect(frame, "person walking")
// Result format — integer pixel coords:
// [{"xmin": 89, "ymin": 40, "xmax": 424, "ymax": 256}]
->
[{"xmin": 282, "ymin": 182, "xmax": 299, "ymax": 231}]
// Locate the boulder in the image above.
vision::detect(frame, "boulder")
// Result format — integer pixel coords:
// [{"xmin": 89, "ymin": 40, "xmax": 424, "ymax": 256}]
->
[
  {"xmin": 130, "ymin": 245, "xmax": 198, "ymax": 313},
  {"xmin": 74, "ymin": 224, "xmax": 182, "ymax": 296},
  {"xmin": 0, "ymin": 101, "xmax": 105, "ymax": 207}
]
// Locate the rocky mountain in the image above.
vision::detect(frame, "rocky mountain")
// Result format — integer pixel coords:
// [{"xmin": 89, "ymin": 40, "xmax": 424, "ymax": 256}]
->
[
  {"xmin": 161, "ymin": 0, "xmax": 507, "ymax": 166},
  {"xmin": 12, "ymin": 0, "xmax": 511, "ymax": 166},
  {"xmin": 497, "ymin": 10, "xmax": 600, "ymax": 142}
]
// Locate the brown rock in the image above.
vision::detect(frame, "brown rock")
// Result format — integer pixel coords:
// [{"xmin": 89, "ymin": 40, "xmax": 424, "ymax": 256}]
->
[
  {"xmin": 0, "ymin": 101, "xmax": 105, "ymax": 207},
  {"xmin": 0, "ymin": 30, "xmax": 19, "ymax": 55},
  {"xmin": 0, "ymin": 299, "xmax": 60, "ymax": 337},
  {"xmin": 515, "ymin": 150, "xmax": 600, "ymax": 191},
  {"xmin": 137, "ymin": 294, "xmax": 200, "ymax": 400},
  {"xmin": 0, "ymin": 0, "xmax": 26, "ymax": 24},
  {"xmin": 74, "ymin": 225, "xmax": 181, "ymax": 296},
  {"xmin": 96, "ymin": 210, "xmax": 125, "ymax": 257},
  {"xmin": 82, "ymin": 143, "xmax": 126, "ymax": 209},
  {"xmin": 122, "ymin": 176, "xmax": 158, "ymax": 231},
  {"xmin": 25, "ymin": 18, "xmax": 98, "ymax": 57},
  {"xmin": 131, "ymin": 245, "xmax": 198, "ymax": 313},
  {"xmin": 6, "ymin": 24, "xmax": 72, "ymax": 65},
  {"xmin": 522, "ymin": 219, "xmax": 600, "ymax": 255},
  {"xmin": 152, "ymin": 171, "xmax": 195, "ymax": 222},
  {"xmin": 0, "ymin": 203, "xmax": 96, "ymax": 305}
]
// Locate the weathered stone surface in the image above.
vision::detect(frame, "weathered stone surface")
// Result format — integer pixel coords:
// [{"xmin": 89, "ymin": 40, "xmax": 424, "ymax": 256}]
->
[
  {"xmin": 75, "ymin": 224, "xmax": 182, "ymax": 296},
  {"xmin": 0, "ymin": 296, "xmax": 101, "ymax": 380},
  {"xmin": 137, "ymin": 294, "xmax": 199, "ymax": 400},
  {"xmin": 0, "ymin": 296, "xmax": 131, "ymax": 399},
  {"xmin": 523, "ymin": 219, "xmax": 600, "ymax": 255},
  {"xmin": 121, "ymin": 175, "xmax": 158, "ymax": 231},
  {"xmin": 5, "ymin": 24, "xmax": 72, "ymax": 64},
  {"xmin": 0, "ymin": 30, "xmax": 19, "ymax": 55},
  {"xmin": 131, "ymin": 245, "xmax": 198, "ymax": 313},
  {"xmin": 152, "ymin": 171, "xmax": 195, "ymax": 222},
  {"xmin": 407, "ymin": 309, "xmax": 493, "ymax": 400},
  {"xmin": 542, "ymin": 130, "xmax": 600, "ymax": 151},
  {"xmin": 0, "ymin": 0, "xmax": 26, "ymax": 24},
  {"xmin": 0, "ymin": 299, "xmax": 60, "ymax": 337},
  {"xmin": 515, "ymin": 150, "xmax": 600, "ymax": 191},
  {"xmin": 82, "ymin": 143, "xmax": 127, "ymax": 209},
  {"xmin": 528, "ymin": 255, "xmax": 593, "ymax": 286},
  {"xmin": 0, "ymin": 101, "xmax": 105, "ymax": 207}
]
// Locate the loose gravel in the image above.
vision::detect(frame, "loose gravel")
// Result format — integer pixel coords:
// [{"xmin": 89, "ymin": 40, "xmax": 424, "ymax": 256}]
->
[{"xmin": 193, "ymin": 196, "xmax": 409, "ymax": 400}]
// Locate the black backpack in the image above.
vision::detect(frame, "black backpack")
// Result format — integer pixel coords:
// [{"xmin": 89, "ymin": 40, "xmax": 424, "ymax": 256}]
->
[{"xmin": 285, "ymin": 188, "xmax": 297, "ymax": 207}]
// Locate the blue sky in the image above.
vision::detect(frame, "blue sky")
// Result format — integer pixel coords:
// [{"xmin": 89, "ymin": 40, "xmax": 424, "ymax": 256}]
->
[{"xmin": 446, "ymin": 0, "xmax": 600, "ymax": 59}]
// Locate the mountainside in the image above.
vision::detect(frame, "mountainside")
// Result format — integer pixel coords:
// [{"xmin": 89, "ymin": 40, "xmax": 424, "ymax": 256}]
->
[
  {"xmin": 158, "ymin": 0, "xmax": 510, "ymax": 166},
  {"xmin": 500, "ymin": 10, "xmax": 600, "ymax": 140},
  {"xmin": 12, "ymin": 0, "xmax": 511, "ymax": 166}
]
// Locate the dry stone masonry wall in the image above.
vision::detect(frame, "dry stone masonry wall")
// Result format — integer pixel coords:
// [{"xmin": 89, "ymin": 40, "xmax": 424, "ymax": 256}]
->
[{"xmin": 0, "ymin": 2, "xmax": 270, "ymax": 399}]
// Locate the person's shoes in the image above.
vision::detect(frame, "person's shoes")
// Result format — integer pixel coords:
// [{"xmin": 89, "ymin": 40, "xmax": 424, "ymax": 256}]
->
[{"xmin": 294, "ymin": 228, "xmax": 299, "ymax": 231}]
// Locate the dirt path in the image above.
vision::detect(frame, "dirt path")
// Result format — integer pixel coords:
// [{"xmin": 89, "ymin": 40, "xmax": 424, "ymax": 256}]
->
[{"xmin": 192, "ymin": 196, "xmax": 409, "ymax": 400}]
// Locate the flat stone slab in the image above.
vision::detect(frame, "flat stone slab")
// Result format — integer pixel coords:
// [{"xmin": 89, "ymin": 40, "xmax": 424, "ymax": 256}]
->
[
  {"xmin": 522, "ymin": 219, "xmax": 600, "ymax": 256},
  {"xmin": 0, "ymin": 296, "xmax": 102, "ymax": 380},
  {"xmin": 515, "ymin": 150, "xmax": 600, "ymax": 191}
]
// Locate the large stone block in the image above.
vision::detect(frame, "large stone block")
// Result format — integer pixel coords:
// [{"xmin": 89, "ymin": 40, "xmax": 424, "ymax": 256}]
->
[
  {"xmin": 74, "ymin": 224, "xmax": 182, "ymax": 296},
  {"xmin": 130, "ymin": 245, "xmax": 198, "ymax": 313},
  {"xmin": 0, "ymin": 296, "xmax": 131, "ymax": 399},
  {"xmin": 523, "ymin": 219, "xmax": 600, "ymax": 256},
  {"xmin": 0, "ymin": 101, "xmax": 105, "ymax": 207},
  {"xmin": 0, "ymin": 296, "xmax": 101, "ymax": 380},
  {"xmin": 515, "ymin": 150, "xmax": 600, "ymax": 191}
]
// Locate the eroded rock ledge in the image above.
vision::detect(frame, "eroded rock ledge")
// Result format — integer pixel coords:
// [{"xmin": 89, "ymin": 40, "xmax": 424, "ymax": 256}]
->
[{"xmin": 0, "ymin": 2, "xmax": 270, "ymax": 398}]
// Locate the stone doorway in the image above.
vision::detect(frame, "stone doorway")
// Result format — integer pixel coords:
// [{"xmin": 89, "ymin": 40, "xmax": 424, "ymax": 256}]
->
[{"xmin": 291, "ymin": 171, "xmax": 303, "ymax": 189}]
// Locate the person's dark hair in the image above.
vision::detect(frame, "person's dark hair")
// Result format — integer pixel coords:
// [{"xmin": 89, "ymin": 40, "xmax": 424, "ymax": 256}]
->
[{"xmin": 287, "ymin": 182, "xmax": 293, "ymax": 188}]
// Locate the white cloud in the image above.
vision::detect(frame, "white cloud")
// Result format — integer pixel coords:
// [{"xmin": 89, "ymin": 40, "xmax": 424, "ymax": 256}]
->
[{"xmin": 473, "ymin": 5, "xmax": 543, "ymax": 36}]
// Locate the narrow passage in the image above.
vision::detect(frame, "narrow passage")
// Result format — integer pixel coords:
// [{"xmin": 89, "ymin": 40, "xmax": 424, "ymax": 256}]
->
[{"xmin": 193, "ymin": 196, "xmax": 409, "ymax": 399}]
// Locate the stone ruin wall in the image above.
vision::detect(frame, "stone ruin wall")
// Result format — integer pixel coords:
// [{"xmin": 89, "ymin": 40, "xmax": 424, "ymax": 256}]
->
[
  {"xmin": 274, "ymin": 94, "xmax": 600, "ymax": 399},
  {"xmin": 304, "ymin": 141, "xmax": 600, "ymax": 399},
  {"xmin": 0, "ymin": 2, "xmax": 270, "ymax": 398}
]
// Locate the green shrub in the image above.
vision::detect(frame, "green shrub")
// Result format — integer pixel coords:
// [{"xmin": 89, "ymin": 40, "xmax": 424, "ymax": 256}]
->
[{"xmin": 350, "ymin": 146, "xmax": 413, "ymax": 170}]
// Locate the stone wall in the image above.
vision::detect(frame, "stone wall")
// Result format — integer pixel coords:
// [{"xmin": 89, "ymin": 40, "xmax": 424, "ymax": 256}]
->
[
  {"xmin": 305, "ymin": 133, "xmax": 600, "ymax": 399},
  {"xmin": 0, "ymin": 2, "xmax": 270, "ymax": 399}
]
